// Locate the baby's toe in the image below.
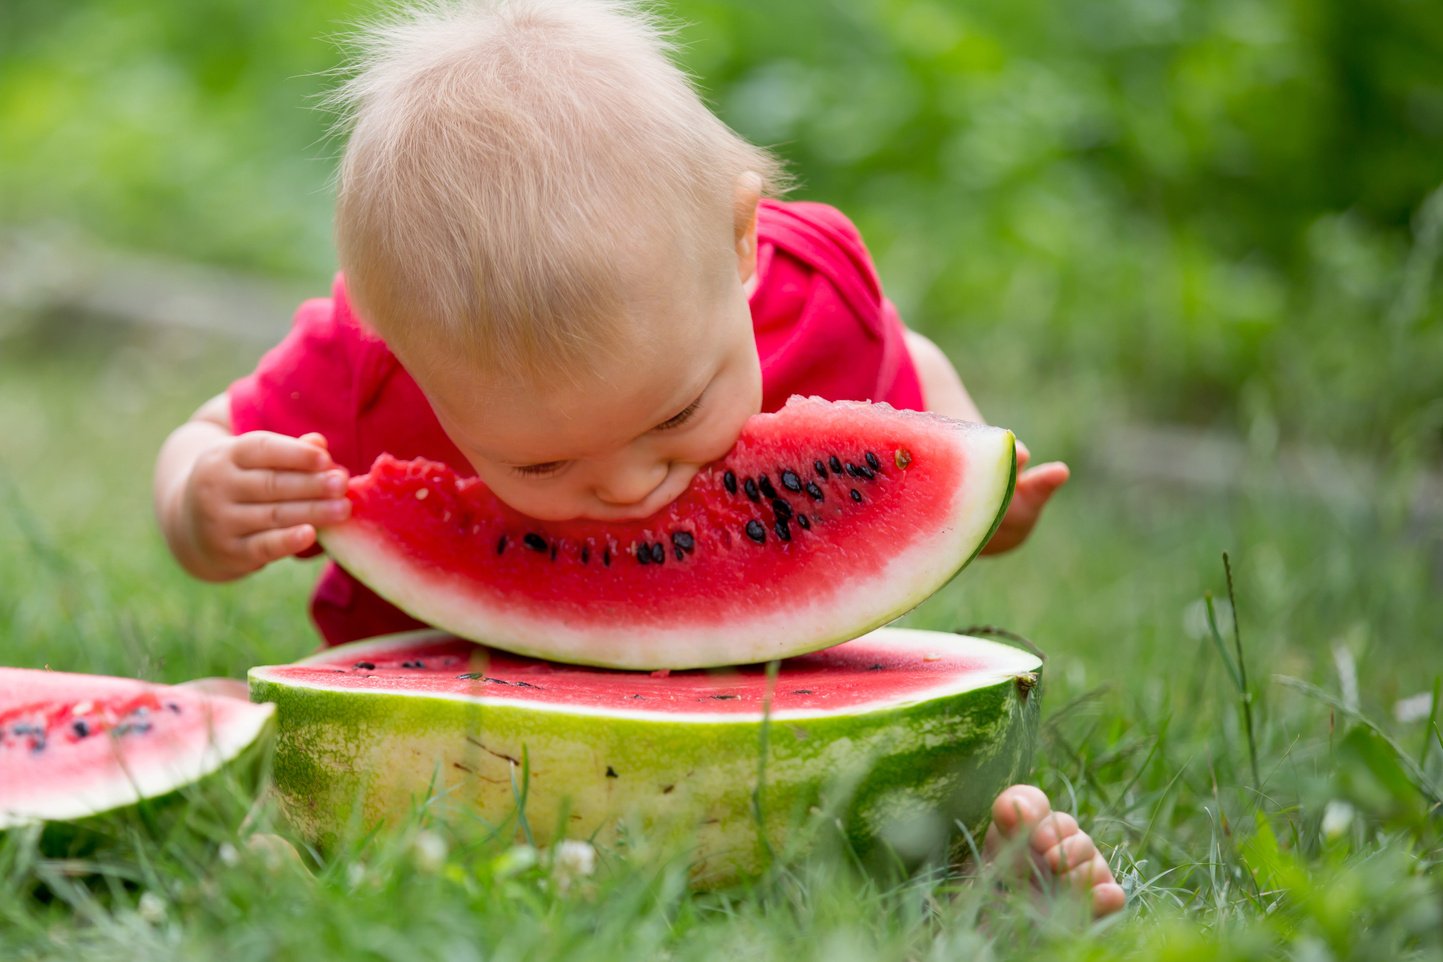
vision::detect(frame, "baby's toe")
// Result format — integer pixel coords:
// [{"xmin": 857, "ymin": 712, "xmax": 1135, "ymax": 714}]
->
[
  {"xmin": 1091, "ymin": 880, "xmax": 1128, "ymax": 918},
  {"xmin": 1062, "ymin": 850, "xmax": 1126, "ymax": 918},
  {"xmin": 1029, "ymin": 811, "xmax": 1081, "ymax": 857},
  {"xmin": 1043, "ymin": 829, "xmax": 1097, "ymax": 877},
  {"xmin": 990, "ymin": 784, "xmax": 1051, "ymax": 838}
]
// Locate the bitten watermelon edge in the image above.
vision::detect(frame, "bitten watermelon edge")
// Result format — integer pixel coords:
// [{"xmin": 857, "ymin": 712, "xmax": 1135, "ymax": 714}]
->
[{"xmin": 318, "ymin": 397, "xmax": 1018, "ymax": 670}]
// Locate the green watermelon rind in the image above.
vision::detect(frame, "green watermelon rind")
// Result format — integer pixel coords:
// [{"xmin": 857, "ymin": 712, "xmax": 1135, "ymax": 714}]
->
[
  {"xmin": 248, "ymin": 628, "xmax": 1041, "ymax": 886},
  {"xmin": 319, "ymin": 417, "xmax": 1018, "ymax": 671}
]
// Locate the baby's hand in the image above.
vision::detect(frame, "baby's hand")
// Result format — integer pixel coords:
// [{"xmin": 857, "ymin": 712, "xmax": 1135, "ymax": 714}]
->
[
  {"xmin": 981, "ymin": 441, "xmax": 1068, "ymax": 555},
  {"xmin": 177, "ymin": 431, "xmax": 350, "ymax": 580}
]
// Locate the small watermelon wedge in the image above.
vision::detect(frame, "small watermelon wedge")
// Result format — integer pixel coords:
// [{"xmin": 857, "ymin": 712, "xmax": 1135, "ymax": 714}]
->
[
  {"xmin": 0, "ymin": 669, "xmax": 274, "ymax": 840},
  {"xmin": 319, "ymin": 397, "xmax": 1016, "ymax": 670},
  {"xmin": 248, "ymin": 628, "xmax": 1041, "ymax": 886}
]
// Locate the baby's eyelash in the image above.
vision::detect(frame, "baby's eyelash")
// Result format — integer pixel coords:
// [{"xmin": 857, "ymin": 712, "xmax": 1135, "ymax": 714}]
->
[
  {"xmin": 655, "ymin": 395, "xmax": 703, "ymax": 431},
  {"xmin": 512, "ymin": 461, "xmax": 566, "ymax": 479}
]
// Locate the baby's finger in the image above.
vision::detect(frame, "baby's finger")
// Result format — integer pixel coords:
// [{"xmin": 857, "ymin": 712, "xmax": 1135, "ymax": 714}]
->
[
  {"xmin": 1016, "ymin": 461, "xmax": 1070, "ymax": 500},
  {"xmin": 233, "ymin": 498, "xmax": 351, "ymax": 533},
  {"xmin": 239, "ymin": 524, "xmax": 319, "ymax": 568},
  {"xmin": 1015, "ymin": 439, "xmax": 1031, "ymax": 470},
  {"xmin": 232, "ymin": 432, "xmax": 334, "ymax": 472},
  {"xmin": 233, "ymin": 467, "xmax": 349, "ymax": 504}
]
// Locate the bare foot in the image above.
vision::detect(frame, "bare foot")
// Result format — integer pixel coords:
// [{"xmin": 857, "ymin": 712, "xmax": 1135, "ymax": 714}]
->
[{"xmin": 984, "ymin": 784, "xmax": 1126, "ymax": 918}]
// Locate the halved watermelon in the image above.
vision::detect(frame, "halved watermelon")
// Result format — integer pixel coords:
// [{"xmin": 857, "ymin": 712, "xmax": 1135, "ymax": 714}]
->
[
  {"xmin": 0, "ymin": 669, "xmax": 275, "ymax": 837},
  {"xmin": 320, "ymin": 397, "xmax": 1016, "ymax": 669},
  {"xmin": 249, "ymin": 628, "xmax": 1041, "ymax": 886}
]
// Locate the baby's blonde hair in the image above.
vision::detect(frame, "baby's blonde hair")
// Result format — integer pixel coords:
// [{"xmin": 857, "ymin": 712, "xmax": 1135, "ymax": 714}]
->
[{"xmin": 331, "ymin": 0, "xmax": 786, "ymax": 386}]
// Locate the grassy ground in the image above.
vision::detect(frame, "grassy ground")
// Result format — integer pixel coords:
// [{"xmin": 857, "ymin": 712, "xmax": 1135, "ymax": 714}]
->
[{"xmin": 2, "ymin": 318, "xmax": 1440, "ymax": 960}]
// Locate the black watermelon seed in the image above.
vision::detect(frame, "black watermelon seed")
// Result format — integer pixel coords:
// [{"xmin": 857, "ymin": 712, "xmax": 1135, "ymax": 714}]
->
[
  {"xmin": 743, "ymin": 478, "xmax": 760, "ymax": 502},
  {"xmin": 850, "ymin": 489, "xmax": 863, "ymax": 503},
  {"xmin": 845, "ymin": 462, "xmax": 862, "ymax": 478},
  {"xmin": 781, "ymin": 470, "xmax": 802, "ymax": 492},
  {"xmin": 797, "ymin": 514, "xmax": 811, "ymax": 530},
  {"xmin": 71, "ymin": 720, "xmax": 90, "ymax": 739},
  {"xmin": 805, "ymin": 481, "xmax": 824, "ymax": 501},
  {"xmin": 814, "ymin": 459, "xmax": 829, "ymax": 479},
  {"xmin": 496, "ymin": 535, "xmax": 508, "ymax": 555},
  {"xmin": 581, "ymin": 546, "xmax": 590, "ymax": 564},
  {"xmin": 759, "ymin": 475, "xmax": 778, "ymax": 499},
  {"xmin": 402, "ymin": 660, "xmax": 426, "ymax": 669},
  {"xmin": 671, "ymin": 531, "xmax": 695, "ymax": 553},
  {"xmin": 858, "ymin": 465, "xmax": 876, "ymax": 480},
  {"xmin": 829, "ymin": 455, "xmax": 843, "ymax": 473},
  {"xmin": 771, "ymin": 498, "xmax": 793, "ymax": 520},
  {"xmin": 165, "ymin": 702, "xmax": 181, "ymax": 714},
  {"xmin": 723, "ymin": 471, "xmax": 737, "ymax": 494},
  {"xmin": 792, "ymin": 689, "xmax": 814, "ymax": 695},
  {"xmin": 650, "ymin": 542, "xmax": 665, "ymax": 564},
  {"xmin": 523, "ymin": 533, "xmax": 547, "ymax": 553},
  {"xmin": 354, "ymin": 661, "xmax": 376, "ymax": 670},
  {"xmin": 774, "ymin": 518, "xmax": 791, "ymax": 542},
  {"xmin": 549, "ymin": 544, "xmax": 558, "ymax": 561},
  {"xmin": 710, "ymin": 694, "xmax": 739, "ymax": 700},
  {"xmin": 637, "ymin": 543, "xmax": 651, "ymax": 565},
  {"xmin": 865, "ymin": 451, "xmax": 881, "ymax": 471},
  {"xmin": 675, "ymin": 546, "xmax": 685, "ymax": 561},
  {"xmin": 603, "ymin": 548, "xmax": 612, "ymax": 567},
  {"xmin": 606, "ymin": 766, "xmax": 619, "ymax": 778},
  {"xmin": 745, "ymin": 520, "xmax": 766, "ymax": 543}
]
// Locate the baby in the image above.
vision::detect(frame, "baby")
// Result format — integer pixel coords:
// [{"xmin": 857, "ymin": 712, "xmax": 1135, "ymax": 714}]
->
[{"xmin": 152, "ymin": 0, "xmax": 1121, "ymax": 916}]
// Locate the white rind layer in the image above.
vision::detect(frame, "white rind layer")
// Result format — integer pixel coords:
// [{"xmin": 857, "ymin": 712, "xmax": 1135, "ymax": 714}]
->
[{"xmin": 320, "ymin": 421, "xmax": 1016, "ymax": 670}]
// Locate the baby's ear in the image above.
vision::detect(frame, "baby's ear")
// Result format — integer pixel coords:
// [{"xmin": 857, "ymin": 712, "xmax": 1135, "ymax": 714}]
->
[{"xmin": 734, "ymin": 171, "xmax": 762, "ymax": 282}]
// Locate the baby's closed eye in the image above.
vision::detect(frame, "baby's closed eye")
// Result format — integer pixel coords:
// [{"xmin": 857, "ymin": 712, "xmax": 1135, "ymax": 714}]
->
[{"xmin": 512, "ymin": 461, "xmax": 567, "ymax": 478}]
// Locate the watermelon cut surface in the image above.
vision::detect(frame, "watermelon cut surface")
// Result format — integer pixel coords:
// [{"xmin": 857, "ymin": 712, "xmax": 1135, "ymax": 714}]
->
[
  {"xmin": 249, "ymin": 628, "xmax": 1042, "ymax": 885},
  {"xmin": 0, "ymin": 669, "xmax": 274, "ymax": 831},
  {"xmin": 320, "ymin": 397, "xmax": 1016, "ymax": 669}
]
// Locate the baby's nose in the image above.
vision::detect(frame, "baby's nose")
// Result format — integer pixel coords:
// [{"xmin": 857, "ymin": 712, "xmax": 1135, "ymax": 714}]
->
[{"xmin": 593, "ymin": 458, "xmax": 668, "ymax": 507}]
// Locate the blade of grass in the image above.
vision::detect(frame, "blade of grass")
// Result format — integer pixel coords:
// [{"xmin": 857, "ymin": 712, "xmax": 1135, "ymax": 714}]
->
[
  {"xmin": 1274, "ymin": 675, "xmax": 1442, "ymax": 806},
  {"xmin": 1205, "ymin": 553, "xmax": 1261, "ymax": 791},
  {"xmin": 1421, "ymin": 677, "xmax": 1440, "ymax": 769}
]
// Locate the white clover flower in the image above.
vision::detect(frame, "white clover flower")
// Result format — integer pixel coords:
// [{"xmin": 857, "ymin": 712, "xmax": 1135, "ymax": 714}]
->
[
  {"xmin": 137, "ymin": 892, "xmax": 167, "ymax": 925},
  {"xmin": 412, "ymin": 830, "xmax": 449, "ymax": 873},
  {"xmin": 1321, "ymin": 799, "xmax": 1355, "ymax": 840},
  {"xmin": 551, "ymin": 839, "xmax": 597, "ymax": 892}
]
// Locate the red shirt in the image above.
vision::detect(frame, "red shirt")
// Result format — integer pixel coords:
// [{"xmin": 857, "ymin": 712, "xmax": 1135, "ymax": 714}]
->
[{"xmin": 230, "ymin": 199, "xmax": 922, "ymax": 645}]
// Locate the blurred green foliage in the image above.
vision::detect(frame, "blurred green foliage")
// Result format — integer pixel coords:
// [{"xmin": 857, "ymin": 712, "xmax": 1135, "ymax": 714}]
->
[{"xmin": 2, "ymin": 0, "xmax": 1441, "ymax": 454}]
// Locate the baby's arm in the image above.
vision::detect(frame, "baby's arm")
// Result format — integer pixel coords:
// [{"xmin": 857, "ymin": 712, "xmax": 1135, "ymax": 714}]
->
[
  {"xmin": 153, "ymin": 394, "xmax": 351, "ymax": 581},
  {"xmin": 904, "ymin": 330, "xmax": 1069, "ymax": 554}
]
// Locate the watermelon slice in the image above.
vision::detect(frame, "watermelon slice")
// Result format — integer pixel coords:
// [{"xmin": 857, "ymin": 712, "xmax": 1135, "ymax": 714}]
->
[
  {"xmin": 319, "ymin": 397, "xmax": 1016, "ymax": 669},
  {"xmin": 0, "ymin": 669, "xmax": 275, "ymax": 835},
  {"xmin": 249, "ymin": 628, "xmax": 1042, "ymax": 885}
]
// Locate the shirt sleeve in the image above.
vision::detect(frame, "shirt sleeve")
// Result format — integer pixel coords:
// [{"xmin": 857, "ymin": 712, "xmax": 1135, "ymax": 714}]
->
[
  {"xmin": 227, "ymin": 274, "xmax": 373, "ymax": 475},
  {"xmin": 752, "ymin": 200, "xmax": 923, "ymax": 412}
]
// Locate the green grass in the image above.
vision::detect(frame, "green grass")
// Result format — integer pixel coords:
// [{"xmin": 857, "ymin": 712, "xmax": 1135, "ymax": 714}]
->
[{"xmin": 2, "ymin": 319, "xmax": 1441, "ymax": 961}]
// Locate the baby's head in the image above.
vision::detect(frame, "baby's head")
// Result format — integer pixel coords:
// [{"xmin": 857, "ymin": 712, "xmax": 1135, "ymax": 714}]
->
[{"xmin": 332, "ymin": 0, "xmax": 785, "ymax": 521}]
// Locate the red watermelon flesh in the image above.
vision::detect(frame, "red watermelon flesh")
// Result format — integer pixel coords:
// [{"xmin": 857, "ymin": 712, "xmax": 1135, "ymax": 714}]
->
[
  {"xmin": 319, "ymin": 397, "xmax": 1016, "ymax": 670},
  {"xmin": 0, "ymin": 669, "xmax": 274, "ymax": 830},
  {"xmin": 252, "ymin": 628, "xmax": 1027, "ymax": 719}
]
